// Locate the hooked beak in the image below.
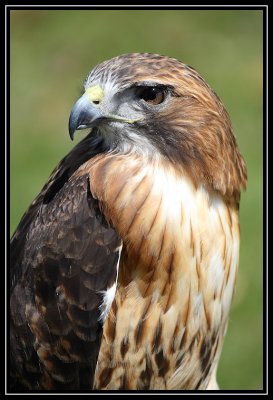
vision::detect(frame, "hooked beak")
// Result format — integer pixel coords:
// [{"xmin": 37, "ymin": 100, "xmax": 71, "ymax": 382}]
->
[
  {"xmin": 69, "ymin": 85, "xmax": 143, "ymax": 140},
  {"xmin": 68, "ymin": 94, "xmax": 104, "ymax": 140}
]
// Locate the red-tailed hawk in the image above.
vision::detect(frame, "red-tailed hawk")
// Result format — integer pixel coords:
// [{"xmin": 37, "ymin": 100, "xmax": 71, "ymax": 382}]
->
[{"xmin": 10, "ymin": 53, "xmax": 247, "ymax": 391}]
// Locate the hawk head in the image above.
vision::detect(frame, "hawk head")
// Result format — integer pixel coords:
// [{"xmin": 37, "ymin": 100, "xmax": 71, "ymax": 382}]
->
[{"xmin": 69, "ymin": 53, "xmax": 246, "ymax": 203}]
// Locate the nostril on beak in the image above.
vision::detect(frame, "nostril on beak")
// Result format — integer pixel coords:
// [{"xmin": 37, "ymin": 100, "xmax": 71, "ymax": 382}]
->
[{"xmin": 93, "ymin": 100, "xmax": 100, "ymax": 105}]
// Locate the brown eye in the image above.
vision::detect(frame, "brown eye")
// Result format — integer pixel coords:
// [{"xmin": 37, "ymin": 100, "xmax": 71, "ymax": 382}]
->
[{"xmin": 138, "ymin": 87, "xmax": 165, "ymax": 105}]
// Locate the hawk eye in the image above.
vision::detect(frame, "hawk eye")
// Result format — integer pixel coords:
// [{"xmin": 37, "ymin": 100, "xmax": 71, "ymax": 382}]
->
[{"xmin": 138, "ymin": 87, "xmax": 166, "ymax": 105}]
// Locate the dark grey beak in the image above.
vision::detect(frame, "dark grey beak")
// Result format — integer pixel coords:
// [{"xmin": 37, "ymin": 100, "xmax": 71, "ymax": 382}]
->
[{"xmin": 68, "ymin": 95, "xmax": 104, "ymax": 140}]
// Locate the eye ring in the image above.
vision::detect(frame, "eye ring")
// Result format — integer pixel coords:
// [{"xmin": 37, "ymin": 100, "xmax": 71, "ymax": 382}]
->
[{"xmin": 137, "ymin": 87, "xmax": 166, "ymax": 105}]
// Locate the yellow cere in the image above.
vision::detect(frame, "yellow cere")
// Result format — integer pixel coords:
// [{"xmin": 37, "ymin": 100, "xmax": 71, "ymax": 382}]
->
[{"xmin": 85, "ymin": 85, "xmax": 104, "ymax": 104}]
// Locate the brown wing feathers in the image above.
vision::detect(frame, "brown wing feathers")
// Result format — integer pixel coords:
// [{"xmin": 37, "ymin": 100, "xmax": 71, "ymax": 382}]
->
[{"xmin": 10, "ymin": 135, "xmax": 121, "ymax": 390}]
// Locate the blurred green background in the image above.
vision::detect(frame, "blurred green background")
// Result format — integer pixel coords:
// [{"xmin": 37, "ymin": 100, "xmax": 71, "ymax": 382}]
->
[{"xmin": 10, "ymin": 9, "xmax": 263, "ymax": 390}]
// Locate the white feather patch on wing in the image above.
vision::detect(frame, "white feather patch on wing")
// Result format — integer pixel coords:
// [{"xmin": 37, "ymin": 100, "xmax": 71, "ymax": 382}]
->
[{"xmin": 98, "ymin": 244, "xmax": 122, "ymax": 322}]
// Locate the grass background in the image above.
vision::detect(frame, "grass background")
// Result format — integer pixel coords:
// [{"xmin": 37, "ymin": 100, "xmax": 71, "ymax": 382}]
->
[{"xmin": 9, "ymin": 9, "xmax": 263, "ymax": 390}]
